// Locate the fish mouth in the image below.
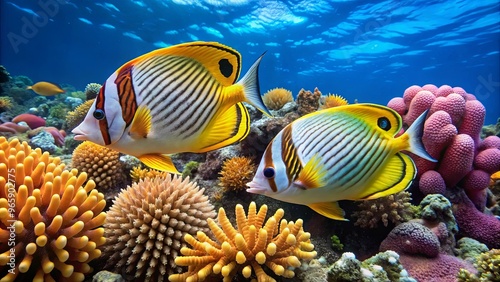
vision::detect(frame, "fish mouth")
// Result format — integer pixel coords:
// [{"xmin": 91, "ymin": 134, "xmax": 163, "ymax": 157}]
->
[
  {"xmin": 71, "ymin": 127, "xmax": 88, "ymax": 141},
  {"xmin": 246, "ymin": 181, "xmax": 266, "ymax": 194}
]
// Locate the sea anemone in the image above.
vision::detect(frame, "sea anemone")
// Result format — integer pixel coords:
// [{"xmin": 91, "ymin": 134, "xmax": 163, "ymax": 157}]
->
[
  {"xmin": 102, "ymin": 175, "xmax": 216, "ymax": 281},
  {"xmin": 65, "ymin": 99, "xmax": 94, "ymax": 131},
  {"xmin": 170, "ymin": 201, "xmax": 317, "ymax": 282},
  {"xmin": 0, "ymin": 97, "xmax": 13, "ymax": 112},
  {"xmin": 0, "ymin": 137, "xmax": 106, "ymax": 281},
  {"xmin": 320, "ymin": 94, "xmax": 348, "ymax": 109},
  {"xmin": 263, "ymin": 88, "xmax": 294, "ymax": 110},
  {"xmin": 71, "ymin": 141, "xmax": 125, "ymax": 190},
  {"xmin": 218, "ymin": 156, "xmax": 256, "ymax": 191}
]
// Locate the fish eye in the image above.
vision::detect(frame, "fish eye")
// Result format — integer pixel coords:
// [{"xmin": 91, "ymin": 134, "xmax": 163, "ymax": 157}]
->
[
  {"xmin": 263, "ymin": 167, "xmax": 275, "ymax": 179},
  {"xmin": 218, "ymin": 58, "xmax": 233, "ymax": 78},
  {"xmin": 93, "ymin": 109, "xmax": 106, "ymax": 120},
  {"xmin": 377, "ymin": 117, "xmax": 391, "ymax": 131}
]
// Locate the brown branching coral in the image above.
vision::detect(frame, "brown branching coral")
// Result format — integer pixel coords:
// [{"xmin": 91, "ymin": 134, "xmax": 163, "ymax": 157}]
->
[
  {"xmin": 218, "ymin": 156, "xmax": 256, "ymax": 191},
  {"xmin": 130, "ymin": 165, "xmax": 168, "ymax": 183},
  {"xmin": 170, "ymin": 201, "xmax": 317, "ymax": 282},
  {"xmin": 103, "ymin": 175, "xmax": 216, "ymax": 281},
  {"xmin": 71, "ymin": 141, "xmax": 125, "ymax": 190},
  {"xmin": 296, "ymin": 88, "xmax": 321, "ymax": 116},
  {"xmin": 320, "ymin": 94, "xmax": 348, "ymax": 109},
  {"xmin": 64, "ymin": 99, "xmax": 94, "ymax": 131},
  {"xmin": 263, "ymin": 88, "xmax": 294, "ymax": 110},
  {"xmin": 0, "ymin": 137, "xmax": 106, "ymax": 281},
  {"xmin": 352, "ymin": 191, "xmax": 416, "ymax": 228}
]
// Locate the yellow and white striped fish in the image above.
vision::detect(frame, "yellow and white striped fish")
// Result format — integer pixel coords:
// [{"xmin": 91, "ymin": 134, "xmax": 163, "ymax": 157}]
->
[
  {"xmin": 72, "ymin": 41, "xmax": 271, "ymax": 173},
  {"xmin": 246, "ymin": 104, "xmax": 436, "ymax": 220}
]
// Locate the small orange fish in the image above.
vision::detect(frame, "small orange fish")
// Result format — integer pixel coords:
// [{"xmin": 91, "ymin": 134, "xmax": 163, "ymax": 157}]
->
[{"xmin": 27, "ymin": 82, "xmax": 65, "ymax": 96}]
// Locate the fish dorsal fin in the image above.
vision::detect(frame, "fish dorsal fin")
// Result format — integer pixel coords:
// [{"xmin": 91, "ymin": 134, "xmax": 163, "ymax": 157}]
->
[
  {"xmin": 195, "ymin": 102, "xmax": 250, "ymax": 153},
  {"xmin": 129, "ymin": 105, "xmax": 152, "ymax": 139},
  {"xmin": 130, "ymin": 41, "xmax": 241, "ymax": 87},
  {"xmin": 359, "ymin": 152, "xmax": 416, "ymax": 200},
  {"xmin": 294, "ymin": 153, "xmax": 327, "ymax": 189},
  {"xmin": 308, "ymin": 202, "xmax": 347, "ymax": 221},
  {"xmin": 138, "ymin": 154, "xmax": 180, "ymax": 174},
  {"xmin": 324, "ymin": 104, "xmax": 402, "ymax": 137}
]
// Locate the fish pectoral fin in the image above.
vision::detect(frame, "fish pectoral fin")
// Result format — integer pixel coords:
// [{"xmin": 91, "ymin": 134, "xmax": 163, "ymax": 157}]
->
[
  {"xmin": 129, "ymin": 105, "xmax": 152, "ymax": 139},
  {"xmin": 294, "ymin": 154, "xmax": 327, "ymax": 189},
  {"xmin": 360, "ymin": 153, "xmax": 416, "ymax": 200},
  {"xmin": 308, "ymin": 202, "xmax": 347, "ymax": 221},
  {"xmin": 195, "ymin": 102, "xmax": 250, "ymax": 153},
  {"xmin": 138, "ymin": 154, "xmax": 180, "ymax": 174}
]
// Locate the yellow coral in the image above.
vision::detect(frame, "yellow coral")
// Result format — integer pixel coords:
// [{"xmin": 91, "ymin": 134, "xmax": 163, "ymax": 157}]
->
[
  {"xmin": 320, "ymin": 94, "xmax": 348, "ymax": 109},
  {"xmin": 0, "ymin": 97, "xmax": 13, "ymax": 111},
  {"xmin": 0, "ymin": 137, "xmax": 106, "ymax": 281},
  {"xmin": 218, "ymin": 156, "xmax": 256, "ymax": 191},
  {"xmin": 458, "ymin": 248, "xmax": 499, "ymax": 281},
  {"xmin": 65, "ymin": 99, "xmax": 94, "ymax": 131},
  {"xmin": 130, "ymin": 165, "xmax": 168, "ymax": 183},
  {"xmin": 490, "ymin": 171, "xmax": 500, "ymax": 195},
  {"xmin": 71, "ymin": 141, "xmax": 125, "ymax": 190},
  {"xmin": 103, "ymin": 175, "xmax": 216, "ymax": 281},
  {"xmin": 263, "ymin": 88, "xmax": 294, "ymax": 110},
  {"xmin": 169, "ymin": 202, "xmax": 317, "ymax": 282}
]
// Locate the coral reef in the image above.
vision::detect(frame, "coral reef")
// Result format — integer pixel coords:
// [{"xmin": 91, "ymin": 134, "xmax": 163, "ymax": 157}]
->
[
  {"xmin": 0, "ymin": 122, "xmax": 30, "ymax": 134},
  {"xmin": 328, "ymin": 251, "xmax": 417, "ymax": 282},
  {"xmin": 387, "ymin": 84, "xmax": 500, "ymax": 248},
  {"xmin": 170, "ymin": 202, "xmax": 317, "ymax": 282},
  {"xmin": 218, "ymin": 156, "xmax": 256, "ymax": 191},
  {"xmin": 12, "ymin": 113, "xmax": 46, "ymax": 129},
  {"xmin": 0, "ymin": 137, "xmax": 106, "ymax": 281},
  {"xmin": 103, "ymin": 175, "xmax": 216, "ymax": 281},
  {"xmin": 296, "ymin": 88, "xmax": 321, "ymax": 116},
  {"xmin": 457, "ymin": 248, "xmax": 500, "ymax": 282},
  {"xmin": 262, "ymin": 88, "xmax": 294, "ymax": 110},
  {"xmin": 352, "ymin": 191, "xmax": 416, "ymax": 228},
  {"xmin": 64, "ymin": 99, "xmax": 94, "ymax": 131},
  {"xmin": 84, "ymin": 83, "xmax": 101, "ymax": 100},
  {"xmin": 130, "ymin": 165, "xmax": 168, "ymax": 183},
  {"xmin": 481, "ymin": 117, "xmax": 500, "ymax": 138},
  {"xmin": 71, "ymin": 141, "xmax": 125, "ymax": 190},
  {"xmin": 182, "ymin": 161, "xmax": 200, "ymax": 179},
  {"xmin": 320, "ymin": 94, "xmax": 348, "ymax": 109}
]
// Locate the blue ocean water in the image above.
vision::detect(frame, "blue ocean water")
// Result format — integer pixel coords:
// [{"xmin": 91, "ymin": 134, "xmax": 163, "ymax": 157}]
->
[{"xmin": 1, "ymin": 0, "xmax": 499, "ymax": 124}]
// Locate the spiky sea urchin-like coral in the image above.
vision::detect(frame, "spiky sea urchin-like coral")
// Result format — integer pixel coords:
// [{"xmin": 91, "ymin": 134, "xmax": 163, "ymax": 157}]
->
[
  {"xmin": 71, "ymin": 141, "xmax": 125, "ymax": 190},
  {"xmin": 170, "ymin": 201, "xmax": 317, "ymax": 282},
  {"xmin": 320, "ymin": 94, "xmax": 348, "ymax": 109},
  {"xmin": 84, "ymin": 83, "xmax": 101, "ymax": 100},
  {"xmin": 0, "ymin": 137, "xmax": 106, "ymax": 281},
  {"xmin": 130, "ymin": 165, "xmax": 168, "ymax": 183},
  {"xmin": 352, "ymin": 191, "xmax": 416, "ymax": 228},
  {"xmin": 103, "ymin": 175, "xmax": 216, "ymax": 282},
  {"xmin": 64, "ymin": 99, "xmax": 94, "ymax": 131},
  {"xmin": 263, "ymin": 88, "xmax": 294, "ymax": 110},
  {"xmin": 218, "ymin": 156, "xmax": 256, "ymax": 191}
]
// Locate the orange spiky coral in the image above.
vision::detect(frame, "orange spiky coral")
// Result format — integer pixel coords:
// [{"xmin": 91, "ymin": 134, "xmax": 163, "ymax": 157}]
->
[
  {"xmin": 65, "ymin": 99, "xmax": 94, "ymax": 131},
  {"xmin": 0, "ymin": 137, "xmax": 106, "ymax": 281},
  {"xmin": 71, "ymin": 141, "xmax": 125, "ymax": 190},
  {"xmin": 320, "ymin": 94, "xmax": 348, "ymax": 109},
  {"xmin": 130, "ymin": 165, "xmax": 168, "ymax": 183},
  {"xmin": 103, "ymin": 175, "xmax": 216, "ymax": 281},
  {"xmin": 170, "ymin": 201, "xmax": 317, "ymax": 282},
  {"xmin": 218, "ymin": 156, "xmax": 256, "ymax": 191},
  {"xmin": 263, "ymin": 88, "xmax": 294, "ymax": 110}
]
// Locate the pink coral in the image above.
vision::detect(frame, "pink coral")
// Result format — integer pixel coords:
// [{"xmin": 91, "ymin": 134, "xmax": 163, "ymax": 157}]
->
[
  {"xmin": 0, "ymin": 122, "xmax": 30, "ymax": 134},
  {"xmin": 12, "ymin": 113, "xmax": 46, "ymax": 129},
  {"xmin": 387, "ymin": 84, "xmax": 500, "ymax": 247},
  {"xmin": 43, "ymin": 126, "xmax": 66, "ymax": 146}
]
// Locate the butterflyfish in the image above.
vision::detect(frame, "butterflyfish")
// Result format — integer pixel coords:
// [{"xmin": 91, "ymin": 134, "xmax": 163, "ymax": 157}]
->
[
  {"xmin": 27, "ymin": 81, "xmax": 65, "ymax": 96},
  {"xmin": 72, "ymin": 41, "xmax": 272, "ymax": 174},
  {"xmin": 246, "ymin": 104, "xmax": 436, "ymax": 220}
]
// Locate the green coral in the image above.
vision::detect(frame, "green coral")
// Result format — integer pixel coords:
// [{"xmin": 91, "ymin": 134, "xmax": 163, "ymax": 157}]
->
[
  {"xmin": 182, "ymin": 161, "xmax": 199, "ymax": 179},
  {"xmin": 457, "ymin": 249, "xmax": 500, "ymax": 282},
  {"xmin": 48, "ymin": 103, "xmax": 69, "ymax": 119},
  {"xmin": 419, "ymin": 194, "xmax": 458, "ymax": 234},
  {"xmin": 456, "ymin": 238, "xmax": 489, "ymax": 264},
  {"xmin": 69, "ymin": 91, "xmax": 86, "ymax": 100},
  {"xmin": 330, "ymin": 235, "xmax": 344, "ymax": 251}
]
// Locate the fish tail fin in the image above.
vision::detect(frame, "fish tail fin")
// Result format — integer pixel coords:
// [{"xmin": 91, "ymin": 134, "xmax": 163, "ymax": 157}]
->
[
  {"xmin": 26, "ymin": 86, "xmax": 32, "ymax": 90},
  {"xmin": 238, "ymin": 52, "xmax": 272, "ymax": 117},
  {"xmin": 405, "ymin": 109, "xmax": 437, "ymax": 162},
  {"xmin": 196, "ymin": 102, "xmax": 250, "ymax": 153}
]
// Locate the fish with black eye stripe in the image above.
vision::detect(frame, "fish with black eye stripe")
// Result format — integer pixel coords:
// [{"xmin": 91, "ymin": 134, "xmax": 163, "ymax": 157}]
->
[
  {"xmin": 72, "ymin": 41, "xmax": 272, "ymax": 174},
  {"xmin": 247, "ymin": 104, "xmax": 437, "ymax": 220}
]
